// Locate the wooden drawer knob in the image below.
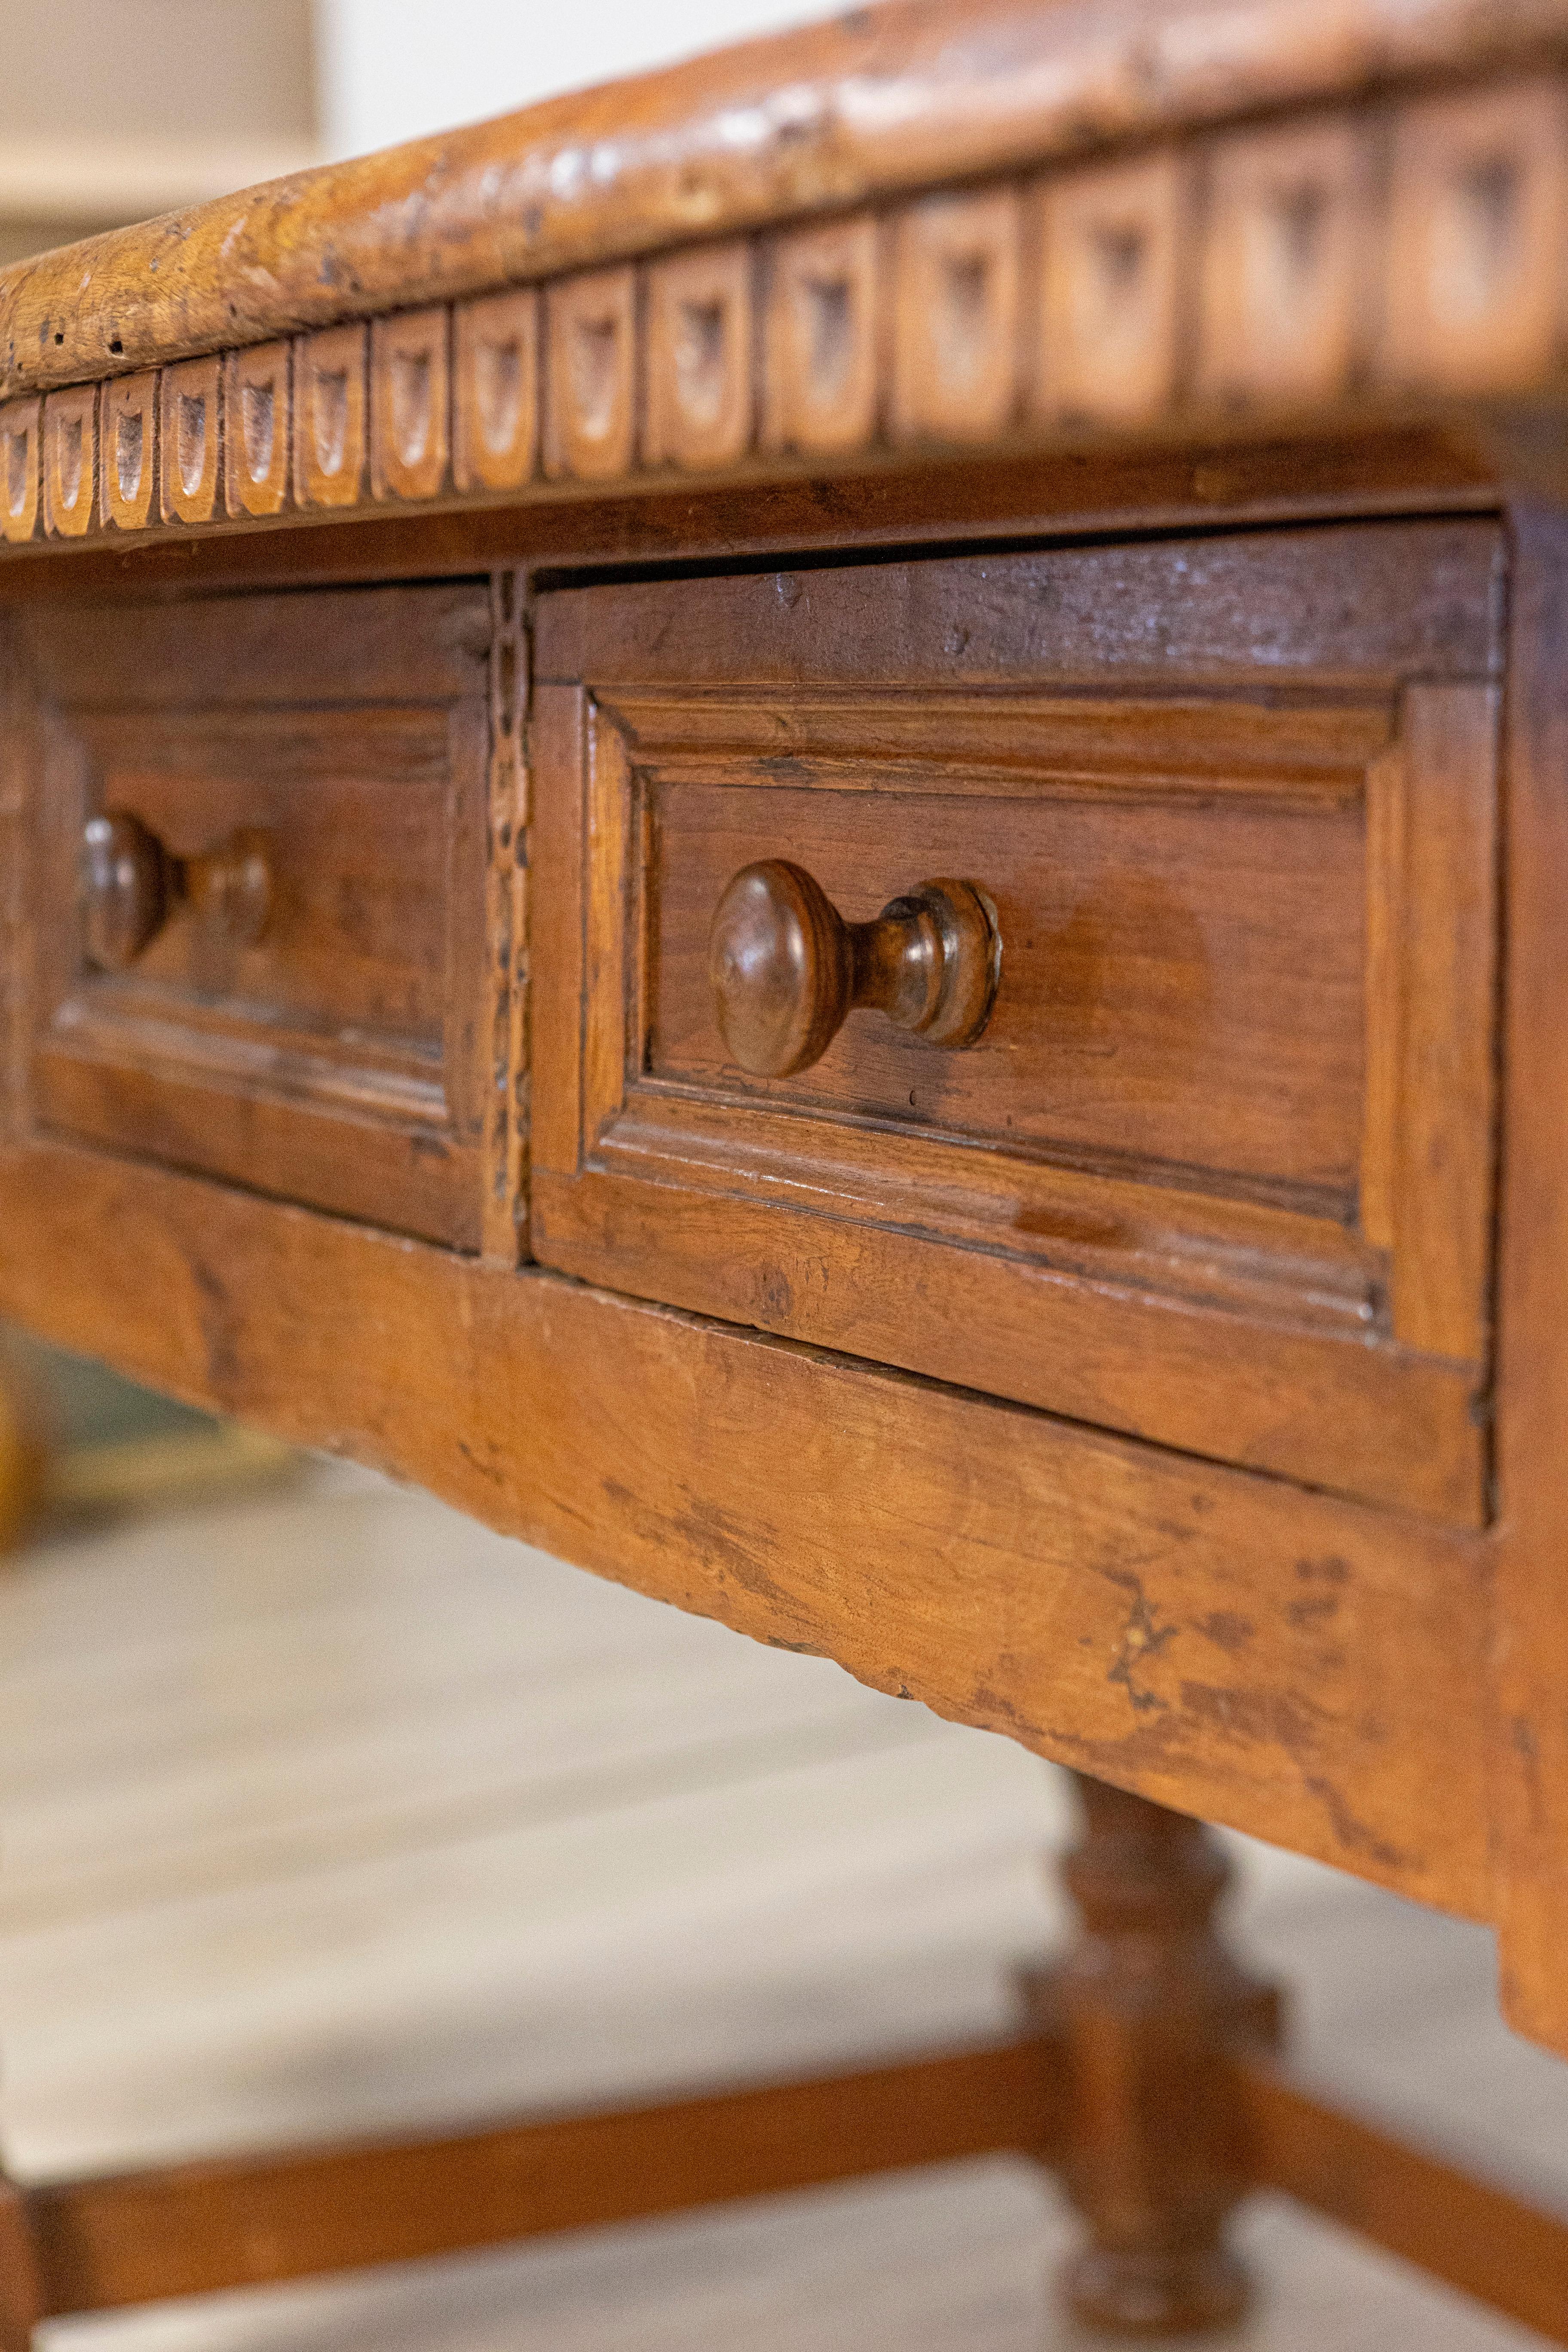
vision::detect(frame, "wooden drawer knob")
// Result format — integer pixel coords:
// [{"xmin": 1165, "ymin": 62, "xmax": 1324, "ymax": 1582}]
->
[
  {"xmin": 81, "ymin": 811, "xmax": 273, "ymax": 971},
  {"xmin": 710, "ymin": 860, "xmax": 1000, "ymax": 1078}
]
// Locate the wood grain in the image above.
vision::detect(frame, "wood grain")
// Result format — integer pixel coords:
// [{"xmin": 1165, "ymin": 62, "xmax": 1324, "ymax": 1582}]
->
[
  {"xmin": 1387, "ymin": 686, "xmax": 1499, "ymax": 1362},
  {"xmin": 647, "ymin": 756, "xmax": 1367, "ymax": 1188},
  {"xmin": 6, "ymin": 0, "xmax": 1563, "ymax": 404},
  {"xmin": 0, "ymin": 1135, "xmax": 1494, "ymax": 1918},
  {"xmin": 531, "ymin": 529, "xmax": 1499, "ymax": 1520},
  {"xmin": 533, "ymin": 1168, "xmax": 1483, "ymax": 1521},
  {"xmin": 534, "ymin": 521, "xmax": 1504, "ymax": 691},
  {"xmin": 22, "ymin": 582, "xmax": 492, "ymax": 1248}
]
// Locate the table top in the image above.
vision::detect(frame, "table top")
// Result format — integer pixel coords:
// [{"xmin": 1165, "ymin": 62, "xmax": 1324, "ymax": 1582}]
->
[{"xmin": 3, "ymin": 0, "xmax": 1568, "ymax": 561}]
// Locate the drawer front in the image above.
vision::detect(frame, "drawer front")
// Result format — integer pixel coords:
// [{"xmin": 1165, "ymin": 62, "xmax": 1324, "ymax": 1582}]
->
[
  {"xmin": 532, "ymin": 525, "xmax": 1503, "ymax": 1523},
  {"xmin": 25, "ymin": 584, "xmax": 490, "ymax": 1245}
]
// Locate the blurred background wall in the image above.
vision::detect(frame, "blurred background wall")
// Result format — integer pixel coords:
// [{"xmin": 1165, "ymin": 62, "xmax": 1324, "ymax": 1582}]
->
[
  {"xmin": 318, "ymin": 0, "xmax": 831, "ymax": 160},
  {"xmin": 0, "ymin": 0, "xmax": 319, "ymax": 264},
  {"xmin": 0, "ymin": 0, "xmax": 831, "ymax": 270}
]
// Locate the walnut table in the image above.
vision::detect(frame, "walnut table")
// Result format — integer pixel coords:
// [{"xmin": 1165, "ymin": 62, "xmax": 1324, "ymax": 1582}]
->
[{"xmin": 1, "ymin": 0, "xmax": 1567, "ymax": 2338}]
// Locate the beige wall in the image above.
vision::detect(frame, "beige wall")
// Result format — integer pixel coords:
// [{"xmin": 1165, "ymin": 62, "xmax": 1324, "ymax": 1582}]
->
[
  {"xmin": 319, "ymin": 0, "xmax": 830, "ymax": 160},
  {"xmin": 0, "ymin": 0, "xmax": 318, "ymax": 265}
]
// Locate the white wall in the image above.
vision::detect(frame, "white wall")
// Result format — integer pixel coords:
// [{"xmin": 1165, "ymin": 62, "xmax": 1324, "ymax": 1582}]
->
[{"xmin": 316, "ymin": 0, "xmax": 833, "ymax": 160}]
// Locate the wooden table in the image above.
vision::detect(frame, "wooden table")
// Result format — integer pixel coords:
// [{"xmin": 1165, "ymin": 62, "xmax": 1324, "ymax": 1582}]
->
[{"xmin": 0, "ymin": 0, "xmax": 1566, "ymax": 2338}]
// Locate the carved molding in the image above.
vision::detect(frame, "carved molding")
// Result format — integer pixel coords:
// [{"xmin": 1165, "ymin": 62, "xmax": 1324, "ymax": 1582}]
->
[{"xmin": 1, "ymin": 75, "xmax": 1565, "ymax": 552}]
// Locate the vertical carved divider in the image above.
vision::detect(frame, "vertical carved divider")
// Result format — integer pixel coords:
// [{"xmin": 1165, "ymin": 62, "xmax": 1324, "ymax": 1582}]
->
[
  {"xmin": 483, "ymin": 568, "xmax": 531, "ymax": 1263},
  {"xmin": 1030, "ymin": 1773, "xmax": 1281, "ymax": 2335}
]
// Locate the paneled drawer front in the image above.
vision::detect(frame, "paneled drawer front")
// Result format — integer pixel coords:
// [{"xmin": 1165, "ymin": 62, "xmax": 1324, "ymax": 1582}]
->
[
  {"xmin": 532, "ymin": 525, "xmax": 1503, "ymax": 1523},
  {"xmin": 25, "ymin": 583, "xmax": 490, "ymax": 1245}
]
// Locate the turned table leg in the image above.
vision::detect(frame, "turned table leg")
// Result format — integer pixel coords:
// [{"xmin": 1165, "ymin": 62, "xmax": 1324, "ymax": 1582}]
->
[{"xmin": 1033, "ymin": 1772, "xmax": 1281, "ymax": 2336}]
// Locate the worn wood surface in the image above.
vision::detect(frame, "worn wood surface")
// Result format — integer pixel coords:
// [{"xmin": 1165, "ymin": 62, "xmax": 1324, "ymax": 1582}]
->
[
  {"xmin": 0, "ymin": 1136, "xmax": 1492, "ymax": 1917},
  {"xmin": 4, "ymin": 12, "xmax": 1568, "ymax": 565},
  {"xmin": 0, "ymin": 0, "xmax": 1559, "ymax": 2327},
  {"xmin": 535, "ymin": 522, "xmax": 1504, "ymax": 686},
  {"xmin": 6, "ymin": 0, "xmax": 1566, "ymax": 402}
]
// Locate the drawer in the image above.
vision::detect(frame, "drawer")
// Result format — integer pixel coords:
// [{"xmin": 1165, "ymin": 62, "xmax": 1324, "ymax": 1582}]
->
[
  {"xmin": 532, "ymin": 524, "xmax": 1503, "ymax": 1524},
  {"xmin": 23, "ymin": 583, "xmax": 490, "ymax": 1246}
]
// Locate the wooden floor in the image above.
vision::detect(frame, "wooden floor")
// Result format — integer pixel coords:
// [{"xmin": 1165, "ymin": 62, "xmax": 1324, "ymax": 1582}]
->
[{"xmin": 1, "ymin": 1471, "xmax": 1563, "ymax": 2349}]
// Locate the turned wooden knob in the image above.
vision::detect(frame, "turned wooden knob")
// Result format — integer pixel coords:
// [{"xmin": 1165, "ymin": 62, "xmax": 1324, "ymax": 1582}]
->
[
  {"xmin": 709, "ymin": 859, "xmax": 1000, "ymax": 1079},
  {"xmin": 81, "ymin": 812, "xmax": 273, "ymax": 971}
]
